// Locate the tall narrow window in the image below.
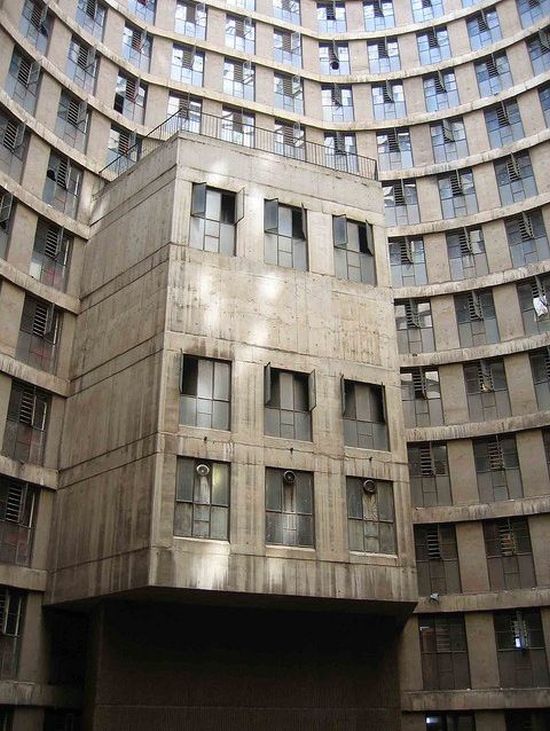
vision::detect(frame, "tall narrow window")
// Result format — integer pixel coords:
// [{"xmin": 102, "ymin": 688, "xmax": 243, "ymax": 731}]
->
[
  {"xmin": 424, "ymin": 70, "xmax": 459, "ymax": 112},
  {"xmin": 505, "ymin": 209, "xmax": 549, "ymax": 267},
  {"xmin": 317, "ymin": 2, "xmax": 346, "ymax": 32},
  {"xmin": 367, "ymin": 38, "xmax": 400, "ymax": 73},
  {"xmin": 174, "ymin": 458, "xmax": 230, "ymax": 540},
  {"xmin": 0, "ymin": 189, "xmax": 14, "ymax": 260},
  {"xmin": 2, "ymin": 381, "xmax": 49, "ymax": 465},
  {"xmin": 372, "ymin": 81, "xmax": 406, "ymax": 120},
  {"xmin": 76, "ymin": 0, "xmax": 106, "ymax": 40},
  {"xmin": 176, "ymin": 0, "xmax": 207, "ymax": 39},
  {"xmin": 274, "ymin": 0, "xmax": 300, "ymax": 24},
  {"xmin": 475, "ymin": 52, "xmax": 512, "ymax": 96},
  {"xmin": 342, "ymin": 380, "xmax": 388, "ymax": 450},
  {"xmin": 517, "ymin": 274, "xmax": 550, "ymax": 336},
  {"xmin": 494, "ymin": 152, "xmax": 538, "ymax": 205},
  {"xmin": 415, "ymin": 524, "xmax": 461, "ymax": 595},
  {"xmin": 377, "ymin": 128, "xmax": 413, "ymax": 170},
  {"xmin": 485, "ymin": 99, "xmax": 524, "ymax": 148},
  {"xmin": 419, "ymin": 615, "xmax": 470, "ymax": 690},
  {"xmin": 529, "ymin": 348, "xmax": 550, "ymax": 410},
  {"xmin": 128, "ymin": 0, "xmax": 155, "ymax": 23},
  {"xmin": 395, "ymin": 299, "xmax": 434, "ymax": 354},
  {"xmin": 447, "ymin": 227, "xmax": 488, "ymax": 280},
  {"xmin": 364, "ymin": 0, "xmax": 395, "ymax": 30},
  {"xmin": 494, "ymin": 610, "xmax": 549, "ymax": 687},
  {"xmin": 265, "ymin": 468, "xmax": 314, "ymax": 547},
  {"xmin": 484, "ymin": 517, "xmax": 535, "ymax": 590},
  {"xmin": 412, "ymin": 0, "xmax": 444, "ymax": 22},
  {"xmin": 30, "ymin": 219, "xmax": 72, "ymax": 291},
  {"xmin": 347, "ymin": 478, "xmax": 395, "ymax": 554},
  {"xmin": 438, "ymin": 169, "xmax": 478, "ymax": 219},
  {"xmin": 322, "ymin": 85, "xmax": 354, "ymax": 122},
  {"xmin": 43, "ymin": 152, "xmax": 82, "ymax": 218},
  {"xmin": 389, "ymin": 237, "xmax": 426, "ymax": 286},
  {"xmin": 107, "ymin": 125, "xmax": 139, "ymax": 172},
  {"xmin": 264, "ymin": 200, "xmax": 308, "ymax": 271},
  {"xmin": 122, "ymin": 24, "xmax": 151, "ymax": 72},
  {"xmin": 6, "ymin": 47, "xmax": 41, "ymax": 114},
  {"xmin": 172, "ymin": 45, "xmax": 204, "ymax": 86},
  {"xmin": 274, "ymin": 74, "xmax": 303, "ymax": 114},
  {"xmin": 319, "ymin": 43, "xmax": 350, "ymax": 74},
  {"xmin": 273, "ymin": 29, "xmax": 302, "ymax": 67},
  {"xmin": 408, "ymin": 442, "xmax": 452, "ymax": 507},
  {"xmin": 463, "ymin": 358, "xmax": 510, "ymax": 422},
  {"xmin": 274, "ymin": 121, "xmax": 305, "ymax": 160},
  {"xmin": 264, "ymin": 365, "xmax": 315, "ymax": 441},
  {"xmin": 20, "ymin": 0, "xmax": 52, "ymax": 53},
  {"xmin": 167, "ymin": 94, "xmax": 202, "ymax": 134},
  {"xmin": 114, "ymin": 72, "xmax": 146, "ymax": 124},
  {"xmin": 225, "ymin": 14, "xmax": 255, "ymax": 53},
  {"xmin": 180, "ymin": 354, "xmax": 231, "ymax": 429},
  {"xmin": 0, "ymin": 587, "xmax": 25, "ymax": 679},
  {"xmin": 223, "ymin": 58, "xmax": 254, "ymax": 100},
  {"xmin": 324, "ymin": 133, "xmax": 358, "ymax": 173},
  {"xmin": 16, "ymin": 295, "xmax": 60, "ymax": 373},
  {"xmin": 221, "ymin": 107, "xmax": 255, "ymax": 148},
  {"xmin": 0, "ymin": 107, "xmax": 28, "ymax": 183},
  {"xmin": 417, "ymin": 26, "xmax": 451, "ymax": 65},
  {"xmin": 189, "ymin": 183, "xmax": 242, "ymax": 255},
  {"xmin": 516, "ymin": 0, "xmax": 550, "ymax": 26},
  {"xmin": 333, "ymin": 216, "xmax": 376, "ymax": 284},
  {"xmin": 66, "ymin": 36, "xmax": 97, "ymax": 93},
  {"xmin": 0, "ymin": 476, "xmax": 37, "ymax": 567},
  {"xmin": 430, "ymin": 118, "xmax": 468, "ymax": 163},
  {"xmin": 527, "ymin": 30, "xmax": 550, "ymax": 75},
  {"xmin": 383, "ymin": 181, "xmax": 419, "ymax": 225},
  {"xmin": 474, "ymin": 434, "xmax": 523, "ymax": 502},
  {"xmin": 455, "ymin": 289, "xmax": 499, "ymax": 347},
  {"xmin": 55, "ymin": 91, "xmax": 88, "ymax": 152},
  {"xmin": 467, "ymin": 7, "xmax": 501, "ymax": 50},
  {"xmin": 401, "ymin": 368, "xmax": 444, "ymax": 428}
]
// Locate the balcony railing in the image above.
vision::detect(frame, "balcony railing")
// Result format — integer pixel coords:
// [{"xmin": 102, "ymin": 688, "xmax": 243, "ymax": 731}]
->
[{"xmin": 100, "ymin": 110, "xmax": 378, "ymax": 181}]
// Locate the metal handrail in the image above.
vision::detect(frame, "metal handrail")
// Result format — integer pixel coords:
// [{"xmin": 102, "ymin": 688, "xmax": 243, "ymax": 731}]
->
[{"xmin": 100, "ymin": 110, "xmax": 378, "ymax": 181}]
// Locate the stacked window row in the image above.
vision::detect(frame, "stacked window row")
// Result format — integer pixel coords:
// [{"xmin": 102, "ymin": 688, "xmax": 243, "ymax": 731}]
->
[
  {"xmin": 174, "ymin": 457, "xmax": 397, "ymax": 553},
  {"xmin": 409, "ymin": 430, "xmax": 550, "ymax": 507}
]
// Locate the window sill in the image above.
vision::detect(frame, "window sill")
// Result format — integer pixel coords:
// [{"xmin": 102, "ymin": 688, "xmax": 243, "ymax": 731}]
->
[
  {"xmin": 265, "ymin": 545, "xmax": 316, "ymax": 560},
  {"xmin": 349, "ymin": 551, "xmax": 399, "ymax": 566}
]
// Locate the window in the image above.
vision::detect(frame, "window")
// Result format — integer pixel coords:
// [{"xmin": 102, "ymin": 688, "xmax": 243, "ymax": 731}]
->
[
  {"xmin": 528, "ymin": 30, "xmax": 550, "ymax": 74},
  {"xmin": 122, "ymin": 24, "xmax": 151, "ymax": 72},
  {"xmin": 424, "ymin": 70, "xmax": 459, "ymax": 112},
  {"xmin": 174, "ymin": 458, "xmax": 229, "ymax": 540},
  {"xmin": 372, "ymin": 81, "xmax": 406, "ymax": 120},
  {"xmin": 447, "ymin": 227, "xmax": 488, "ymax": 280},
  {"xmin": 364, "ymin": 0, "xmax": 394, "ymax": 29},
  {"xmin": 505, "ymin": 209, "xmax": 549, "ymax": 267},
  {"xmin": 464, "ymin": 358, "xmax": 510, "ymax": 422},
  {"xmin": 530, "ymin": 348, "xmax": 550, "ymax": 410},
  {"xmin": 0, "ymin": 189, "xmax": 14, "ymax": 260},
  {"xmin": 172, "ymin": 45, "xmax": 204, "ymax": 86},
  {"xmin": 485, "ymin": 99, "xmax": 524, "ymax": 148},
  {"xmin": 495, "ymin": 152, "xmax": 537, "ymax": 205},
  {"xmin": 377, "ymin": 128, "xmax": 413, "ymax": 171},
  {"xmin": 333, "ymin": 216, "xmax": 376, "ymax": 284},
  {"xmin": 128, "ymin": 0, "xmax": 155, "ymax": 23},
  {"xmin": 317, "ymin": 2, "xmax": 346, "ymax": 32},
  {"xmin": 384, "ymin": 181, "xmax": 420, "ymax": 226},
  {"xmin": 228, "ymin": 0, "xmax": 254, "ymax": 10},
  {"xmin": 226, "ymin": 14, "xmax": 255, "ymax": 53},
  {"xmin": 20, "ymin": 0, "xmax": 52, "ymax": 53},
  {"xmin": 494, "ymin": 610, "xmax": 549, "ymax": 687},
  {"xmin": 44, "ymin": 710, "xmax": 82, "ymax": 731},
  {"xmin": 467, "ymin": 7, "xmax": 501, "ymax": 50},
  {"xmin": 264, "ymin": 200, "xmax": 308, "ymax": 271},
  {"xmin": 0, "ymin": 708, "xmax": 11, "ymax": 731},
  {"xmin": 517, "ymin": 0, "xmax": 550, "ymax": 26},
  {"xmin": 424, "ymin": 714, "xmax": 476, "ymax": 731},
  {"xmin": 274, "ymin": 29, "xmax": 301, "ymax": 68},
  {"xmin": 0, "ymin": 476, "xmax": 36, "ymax": 567},
  {"xmin": 475, "ymin": 52, "xmax": 512, "ymax": 96},
  {"xmin": 6, "ymin": 47, "xmax": 41, "ymax": 114},
  {"xmin": 167, "ymin": 94, "xmax": 202, "ymax": 133},
  {"xmin": 438, "ymin": 169, "xmax": 478, "ymax": 219},
  {"xmin": 2, "ymin": 381, "xmax": 49, "ymax": 465},
  {"xmin": 367, "ymin": 38, "xmax": 400, "ymax": 73},
  {"xmin": 419, "ymin": 615, "xmax": 470, "ymax": 690},
  {"xmin": 189, "ymin": 184, "xmax": 242, "ymax": 256},
  {"xmin": 0, "ymin": 587, "xmax": 25, "ymax": 679},
  {"xmin": 43, "ymin": 152, "xmax": 82, "ymax": 218},
  {"xmin": 484, "ymin": 517, "xmax": 535, "ymax": 590},
  {"xmin": 274, "ymin": 73, "xmax": 303, "ymax": 114},
  {"xmin": 430, "ymin": 118, "xmax": 468, "ymax": 163},
  {"xmin": 180, "ymin": 354, "xmax": 231, "ymax": 429},
  {"xmin": 474, "ymin": 434, "xmax": 523, "ymax": 502},
  {"xmin": 106, "ymin": 125, "xmax": 139, "ymax": 171},
  {"xmin": 389, "ymin": 237, "xmax": 426, "ymax": 286},
  {"xmin": 273, "ymin": 0, "xmax": 300, "ymax": 24},
  {"xmin": 455, "ymin": 289, "xmax": 499, "ymax": 347},
  {"xmin": 265, "ymin": 468, "xmax": 314, "ymax": 547},
  {"xmin": 417, "ymin": 27, "xmax": 451, "ymax": 65},
  {"xmin": 322, "ymin": 85, "xmax": 354, "ymax": 122},
  {"xmin": 114, "ymin": 71, "xmax": 146, "ymax": 124},
  {"xmin": 395, "ymin": 299, "xmax": 434, "ymax": 354},
  {"xmin": 16, "ymin": 295, "xmax": 60, "ymax": 373},
  {"xmin": 176, "ymin": 0, "xmax": 207, "ymax": 39},
  {"xmin": 540, "ymin": 83, "xmax": 550, "ymax": 126},
  {"xmin": 342, "ymin": 380, "xmax": 388, "ymax": 450},
  {"xmin": 29, "ymin": 219, "xmax": 71, "ymax": 291},
  {"xmin": 517, "ymin": 275, "xmax": 550, "ymax": 335},
  {"xmin": 66, "ymin": 36, "xmax": 97, "ymax": 93},
  {"xmin": 415, "ymin": 524, "xmax": 461, "ymax": 596},
  {"xmin": 408, "ymin": 442, "xmax": 452, "ymax": 507},
  {"xmin": 324, "ymin": 133, "xmax": 358, "ymax": 173},
  {"xmin": 223, "ymin": 58, "xmax": 254, "ymax": 99},
  {"xmin": 506, "ymin": 711, "xmax": 550, "ymax": 731},
  {"xmin": 401, "ymin": 368, "xmax": 444, "ymax": 428},
  {"xmin": 347, "ymin": 478, "xmax": 395, "ymax": 554},
  {"xmin": 55, "ymin": 91, "xmax": 88, "ymax": 152},
  {"xmin": 412, "ymin": 0, "xmax": 444, "ymax": 22},
  {"xmin": 221, "ymin": 107, "xmax": 255, "ymax": 147},
  {"xmin": 319, "ymin": 43, "xmax": 350, "ymax": 75},
  {"xmin": 76, "ymin": 0, "xmax": 106, "ymax": 40},
  {"xmin": 274, "ymin": 121, "xmax": 305, "ymax": 159},
  {"xmin": 0, "ymin": 107, "xmax": 28, "ymax": 182},
  {"xmin": 264, "ymin": 365, "xmax": 315, "ymax": 441}
]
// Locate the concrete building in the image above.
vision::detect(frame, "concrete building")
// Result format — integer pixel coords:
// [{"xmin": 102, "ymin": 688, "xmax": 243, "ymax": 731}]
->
[{"xmin": 0, "ymin": 0, "xmax": 548, "ymax": 728}]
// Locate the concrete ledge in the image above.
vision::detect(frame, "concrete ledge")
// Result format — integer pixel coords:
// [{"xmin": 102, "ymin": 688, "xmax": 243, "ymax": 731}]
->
[
  {"xmin": 0, "ymin": 456, "xmax": 57, "ymax": 491},
  {"xmin": 412, "ymin": 494, "xmax": 550, "ymax": 524},
  {"xmin": 406, "ymin": 409, "xmax": 550, "ymax": 442},
  {"xmin": 0, "ymin": 680, "xmax": 81, "ymax": 708},
  {"xmin": 415, "ymin": 587, "xmax": 550, "ymax": 614},
  {"xmin": 402, "ymin": 687, "xmax": 550, "ymax": 711}
]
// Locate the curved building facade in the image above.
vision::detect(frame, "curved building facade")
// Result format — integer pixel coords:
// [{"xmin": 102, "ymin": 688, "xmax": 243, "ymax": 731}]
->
[{"xmin": 0, "ymin": 0, "xmax": 548, "ymax": 729}]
